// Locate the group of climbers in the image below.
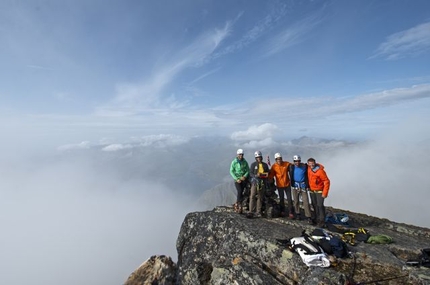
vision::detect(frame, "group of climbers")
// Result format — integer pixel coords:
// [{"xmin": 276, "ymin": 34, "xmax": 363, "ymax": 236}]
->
[
  {"xmin": 230, "ymin": 149, "xmax": 429, "ymax": 279},
  {"xmin": 229, "ymin": 149, "xmax": 330, "ymax": 227}
]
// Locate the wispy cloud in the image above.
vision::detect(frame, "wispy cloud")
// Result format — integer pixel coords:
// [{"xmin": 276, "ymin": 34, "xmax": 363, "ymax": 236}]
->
[
  {"xmin": 263, "ymin": 9, "xmax": 325, "ymax": 57},
  {"xmin": 244, "ymin": 84, "xmax": 430, "ymax": 119},
  {"xmin": 370, "ymin": 21, "xmax": 430, "ymax": 60},
  {"xmin": 212, "ymin": 3, "xmax": 289, "ymax": 59},
  {"xmin": 96, "ymin": 24, "xmax": 232, "ymax": 116}
]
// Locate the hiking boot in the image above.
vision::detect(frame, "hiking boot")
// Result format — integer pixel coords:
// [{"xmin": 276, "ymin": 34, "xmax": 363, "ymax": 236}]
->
[
  {"xmin": 288, "ymin": 213, "xmax": 294, "ymax": 219},
  {"xmin": 280, "ymin": 212, "xmax": 286, "ymax": 217},
  {"xmin": 307, "ymin": 218, "xmax": 314, "ymax": 225},
  {"xmin": 254, "ymin": 212, "xmax": 262, "ymax": 218},
  {"xmin": 295, "ymin": 214, "xmax": 301, "ymax": 220},
  {"xmin": 233, "ymin": 203, "xmax": 238, "ymax": 213},
  {"xmin": 238, "ymin": 205, "xmax": 243, "ymax": 214}
]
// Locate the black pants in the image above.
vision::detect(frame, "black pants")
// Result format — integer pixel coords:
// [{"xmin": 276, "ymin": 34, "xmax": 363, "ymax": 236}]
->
[
  {"xmin": 309, "ymin": 191, "xmax": 326, "ymax": 223},
  {"xmin": 235, "ymin": 180, "xmax": 247, "ymax": 203},
  {"xmin": 277, "ymin": 186, "xmax": 292, "ymax": 214}
]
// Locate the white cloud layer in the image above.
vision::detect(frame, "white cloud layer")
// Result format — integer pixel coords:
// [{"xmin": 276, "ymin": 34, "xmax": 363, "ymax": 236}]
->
[
  {"xmin": 322, "ymin": 116, "xmax": 430, "ymax": 227},
  {"xmin": 57, "ymin": 141, "xmax": 91, "ymax": 151},
  {"xmin": 230, "ymin": 123, "xmax": 279, "ymax": 141},
  {"xmin": 0, "ymin": 154, "xmax": 194, "ymax": 285}
]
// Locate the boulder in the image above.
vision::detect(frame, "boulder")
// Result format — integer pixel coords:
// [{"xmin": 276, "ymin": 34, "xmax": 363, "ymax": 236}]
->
[{"xmin": 125, "ymin": 206, "xmax": 430, "ymax": 284}]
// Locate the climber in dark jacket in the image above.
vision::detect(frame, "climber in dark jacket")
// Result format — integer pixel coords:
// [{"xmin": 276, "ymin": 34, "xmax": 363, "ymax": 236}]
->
[{"xmin": 248, "ymin": 151, "xmax": 270, "ymax": 217}]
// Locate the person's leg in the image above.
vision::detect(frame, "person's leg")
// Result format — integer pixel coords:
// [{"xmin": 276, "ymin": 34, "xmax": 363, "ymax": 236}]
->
[
  {"xmin": 284, "ymin": 186, "xmax": 293, "ymax": 214},
  {"xmin": 277, "ymin": 187, "xmax": 285, "ymax": 214},
  {"xmin": 316, "ymin": 193, "xmax": 326, "ymax": 224},
  {"xmin": 235, "ymin": 182, "xmax": 243, "ymax": 203},
  {"xmin": 309, "ymin": 191, "xmax": 317, "ymax": 217},
  {"xmin": 249, "ymin": 182, "xmax": 257, "ymax": 213},
  {"xmin": 301, "ymin": 189, "xmax": 312, "ymax": 218},
  {"xmin": 256, "ymin": 182, "xmax": 264, "ymax": 214},
  {"xmin": 292, "ymin": 187, "xmax": 300, "ymax": 218}
]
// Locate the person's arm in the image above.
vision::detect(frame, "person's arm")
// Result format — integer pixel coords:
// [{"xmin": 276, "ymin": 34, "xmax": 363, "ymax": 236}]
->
[
  {"xmin": 320, "ymin": 169, "xmax": 330, "ymax": 197},
  {"xmin": 249, "ymin": 162, "xmax": 257, "ymax": 179},
  {"xmin": 288, "ymin": 164, "xmax": 294, "ymax": 187},
  {"xmin": 242, "ymin": 160, "xmax": 250, "ymax": 179},
  {"xmin": 304, "ymin": 164, "xmax": 310, "ymax": 189},
  {"xmin": 268, "ymin": 164, "xmax": 277, "ymax": 180},
  {"xmin": 230, "ymin": 160, "xmax": 239, "ymax": 181}
]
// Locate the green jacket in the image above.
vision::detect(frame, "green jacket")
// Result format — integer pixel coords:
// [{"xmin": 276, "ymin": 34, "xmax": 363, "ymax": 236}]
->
[{"xmin": 230, "ymin": 158, "xmax": 249, "ymax": 181}]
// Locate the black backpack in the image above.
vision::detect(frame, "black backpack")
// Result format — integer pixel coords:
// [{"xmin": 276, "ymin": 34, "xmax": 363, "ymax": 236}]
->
[
  {"xmin": 328, "ymin": 236, "xmax": 349, "ymax": 258},
  {"xmin": 420, "ymin": 248, "xmax": 430, "ymax": 267},
  {"xmin": 311, "ymin": 228, "xmax": 349, "ymax": 258}
]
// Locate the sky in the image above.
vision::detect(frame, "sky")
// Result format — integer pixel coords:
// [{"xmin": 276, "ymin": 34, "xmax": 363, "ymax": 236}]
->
[
  {"xmin": 1, "ymin": 0, "xmax": 430, "ymax": 284},
  {"xmin": 1, "ymin": 0, "xmax": 430, "ymax": 149}
]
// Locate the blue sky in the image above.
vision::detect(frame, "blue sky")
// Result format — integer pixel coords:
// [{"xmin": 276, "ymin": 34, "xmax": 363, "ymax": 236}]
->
[{"xmin": 1, "ymin": 0, "xmax": 430, "ymax": 148}]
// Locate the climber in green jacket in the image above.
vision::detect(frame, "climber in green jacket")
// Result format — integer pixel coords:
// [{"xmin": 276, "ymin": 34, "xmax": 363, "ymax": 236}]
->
[{"xmin": 230, "ymin": 148, "xmax": 249, "ymax": 213}]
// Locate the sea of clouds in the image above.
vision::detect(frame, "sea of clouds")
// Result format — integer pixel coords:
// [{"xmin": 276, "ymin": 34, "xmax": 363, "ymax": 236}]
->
[{"xmin": 0, "ymin": 118, "xmax": 429, "ymax": 285}]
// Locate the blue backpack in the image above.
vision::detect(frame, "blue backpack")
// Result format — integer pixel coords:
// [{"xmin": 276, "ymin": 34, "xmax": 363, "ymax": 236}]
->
[{"xmin": 325, "ymin": 212, "xmax": 350, "ymax": 225}]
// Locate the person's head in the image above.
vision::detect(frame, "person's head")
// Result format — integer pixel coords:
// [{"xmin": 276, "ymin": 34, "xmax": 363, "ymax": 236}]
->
[
  {"xmin": 254, "ymin": 151, "xmax": 262, "ymax": 161},
  {"xmin": 237, "ymin": 149, "xmax": 244, "ymax": 160},
  {"xmin": 293, "ymin": 155, "xmax": 301, "ymax": 165},
  {"xmin": 274, "ymin": 153, "xmax": 283, "ymax": 164},
  {"xmin": 307, "ymin": 157, "xmax": 316, "ymax": 168}
]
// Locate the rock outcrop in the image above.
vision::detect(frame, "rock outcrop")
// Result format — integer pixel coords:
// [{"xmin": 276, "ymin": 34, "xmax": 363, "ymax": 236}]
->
[
  {"xmin": 124, "ymin": 206, "xmax": 430, "ymax": 285},
  {"xmin": 124, "ymin": 255, "xmax": 177, "ymax": 285}
]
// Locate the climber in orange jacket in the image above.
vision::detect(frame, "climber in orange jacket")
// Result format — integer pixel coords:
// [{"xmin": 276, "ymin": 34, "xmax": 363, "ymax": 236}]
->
[
  {"xmin": 307, "ymin": 158, "xmax": 330, "ymax": 227},
  {"xmin": 268, "ymin": 153, "xmax": 292, "ymax": 217}
]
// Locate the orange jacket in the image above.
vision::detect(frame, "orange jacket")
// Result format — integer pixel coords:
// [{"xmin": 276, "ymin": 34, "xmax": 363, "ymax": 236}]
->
[
  {"xmin": 307, "ymin": 163, "xmax": 330, "ymax": 197},
  {"xmin": 268, "ymin": 161, "xmax": 291, "ymax": 187}
]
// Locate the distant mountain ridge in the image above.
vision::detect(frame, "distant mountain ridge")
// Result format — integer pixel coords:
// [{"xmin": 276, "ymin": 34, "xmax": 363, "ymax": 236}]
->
[
  {"xmin": 290, "ymin": 136, "xmax": 352, "ymax": 147},
  {"xmin": 56, "ymin": 135, "xmax": 355, "ymax": 198}
]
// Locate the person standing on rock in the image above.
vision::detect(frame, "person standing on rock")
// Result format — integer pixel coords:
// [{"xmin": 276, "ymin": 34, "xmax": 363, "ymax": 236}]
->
[
  {"xmin": 289, "ymin": 155, "xmax": 313, "ymax": 224},
  {"xmin": 268, "ymin": 153, "xmax": 292, "ymax": 218},
  {"xmin": 230, "ymin": 148, "xmax": 249, "ymax": 213},
  {"xmin": 248, "ymin": 151, "xmax": 270, "ymax": 217},
  {"xmin": 307, "ymin": 157, "xmax": 331, "ymax": 227}
]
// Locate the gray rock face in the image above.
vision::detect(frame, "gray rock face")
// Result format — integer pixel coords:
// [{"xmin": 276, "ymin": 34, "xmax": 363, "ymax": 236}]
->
[
  {"xmin": 124, "ymin": 255, "xmax": 177, "ymax": 285},
  {"xmin": 125, "ymin": 206, "xmax": 430, "ymax": 285}
]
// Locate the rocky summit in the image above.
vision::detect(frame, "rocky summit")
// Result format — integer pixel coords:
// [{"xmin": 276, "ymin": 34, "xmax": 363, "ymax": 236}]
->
[{"xmin": 124, "ymin": 206, "xmax": 430, "ymax": 285}]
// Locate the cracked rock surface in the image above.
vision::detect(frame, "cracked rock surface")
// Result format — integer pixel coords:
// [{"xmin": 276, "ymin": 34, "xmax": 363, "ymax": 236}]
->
[{"xmin": 125, "ymin": 206, "xmax": 430, "ymax": 285}]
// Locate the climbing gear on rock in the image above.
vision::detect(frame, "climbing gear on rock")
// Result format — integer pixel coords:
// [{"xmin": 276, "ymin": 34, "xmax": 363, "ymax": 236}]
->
[{"xmin": 341, "ymin": 232, "xmax": 356, "ymax": 246}]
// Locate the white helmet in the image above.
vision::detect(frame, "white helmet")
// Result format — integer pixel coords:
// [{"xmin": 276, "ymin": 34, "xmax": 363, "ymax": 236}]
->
[
  {"xmin": 293, "ymin": 155, "xmax": 301, "ymax": 161},
  {"xmin": 274, "ymin": 153, "xmax": 282, "ymax": 159},
  {"xmin": 237, "ymin": 149, "xmax": 244, "ymax": 155},
  {"xmin": 254, "ymin": 151, "xmax": 262, "ymax": 158}
]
